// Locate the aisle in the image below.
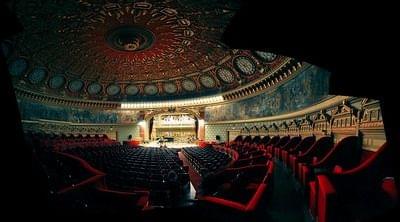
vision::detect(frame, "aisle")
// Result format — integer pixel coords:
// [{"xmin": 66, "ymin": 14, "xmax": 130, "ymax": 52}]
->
[
  {"xmin": 178, "ymin": 151, "xmax": 202, "ymax": 192},
  {"xmin": 261, "ymin": 159, "xmax": 312, "ymax": 222}
]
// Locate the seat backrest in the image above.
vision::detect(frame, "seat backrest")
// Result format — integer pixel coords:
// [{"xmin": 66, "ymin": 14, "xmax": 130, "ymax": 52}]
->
[
  {"xmin": 282, "ymin": 136, "xmax": 302, "ymax": 150},
  {"xmin": 276, "ymin": 136, "xmax": 290, "ymax": 147},
  {"xmin": 338, "ymin": 142, "xmax": 394, "ymax": 179},
  {"xmin": 242, "ymin": 135, "xmax": 251, "ymax": 143},
  {"xmin": 234, "ymin": 135, "xmax": 243, "ymax": 142},
  {"xmin": 298, "ymin": 136, "xmax": 333, "ymax": 161},
  {"xmin": 292, "ymin": 136, "xmax": 316, "ymax": 153},
  {"xmin": 314, "ymin": 136, "xmax": 362, "ymax": 170},
  {"xmin": 261, "ymin": 135, "xmax": 270, "ymax": 144},
  {"xmin": 252, "ymin": 136, "xmax": 261, "ymax": 144},
  {"xmin": 266, "ymin": 136, "xmax": 280, "ymax": 146}
]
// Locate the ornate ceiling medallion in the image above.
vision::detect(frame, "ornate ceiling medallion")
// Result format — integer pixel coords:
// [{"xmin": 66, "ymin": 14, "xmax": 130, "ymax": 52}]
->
[
  {"xmin": 216, "ymin": 67, "xmax": 235, "ymax": 84},
  {"xmin": 233, "ymin": 56, "xmax": 256, "ymax": 76},
  {"xmin": 182, "ymin": 79, "xmax": 197, "ymax": 92},
  {"xmin": 125, "ymin": 84, "xmax": 140, "ymax": 96},
  {"xmin": 200, "ymin": 74, "xmax": 216, "ymax": 88},
  {"xmin": 105, "ymin": 26, "xmax": 155, "ymax": 52}
]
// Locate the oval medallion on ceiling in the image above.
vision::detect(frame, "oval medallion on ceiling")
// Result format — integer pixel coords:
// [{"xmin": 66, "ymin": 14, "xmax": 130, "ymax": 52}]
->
[
  {"xmin": 181, "ymin": 79, "xmax": 196, "ymax": 92},
  {"xmin": 48, "ymin": 75, "xmax": 66, "ymax": 89},
  {"xmin": 8, "ymin": 58, "xmax": 28, "ymax": 77},
  {"xmin": 233, "ymin": 56, "xmax": 256, "ymax": 76},
  {"xmin": 216, "ymin": 67, "xmax": 235, "ymax": 84},
  {"xmin": 144, "ymin": 84, "xmax": 159, "ymax": 95},
  {"xmin": 199, "ymin": 74, "xmax": 216, "ymax": 88},
  {"xmin": 163, "ymin": 82, "xmax": 177, "ymax": 94},
  {"xmin": 28, "ymin": 67, "xmax": 47, "ymax": 84},
  {"xmin": 87, "ymin": 82, "xmax": 103, "ymax": 95},
  {"xmin": 68, "ymin": 79, "xmax": 84, "ymax": 93},
  {"xmin": 253, "ymin": 51, "xmax": 277, "ymax": 62},
  {"xmin": 125, "ymin": 84, "xmax": 139, "ymax": 96},
  {"xmin": 106, "ymin": 84, "xmax": 121, "ymax": 96}
]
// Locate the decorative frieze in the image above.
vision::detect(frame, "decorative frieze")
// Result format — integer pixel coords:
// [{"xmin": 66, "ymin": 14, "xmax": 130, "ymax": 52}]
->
[{"xmin": 205, "ymin": 96, "xmax": 385, "ymax": 150}]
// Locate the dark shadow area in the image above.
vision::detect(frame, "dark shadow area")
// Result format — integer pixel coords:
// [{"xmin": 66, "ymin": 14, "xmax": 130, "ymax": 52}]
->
[{"xmin": 1, "ymin": 1, "xmax": 399, "ymax": 221}]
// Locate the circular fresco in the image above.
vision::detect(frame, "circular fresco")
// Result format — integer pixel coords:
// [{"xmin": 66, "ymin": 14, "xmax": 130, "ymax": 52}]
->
[
  {"xmin": 125, "ymin": 84, "xmax": 139, "ymax": 96},
  {"xmin": 163, "ymin": 82, "xmax": 178, "ymax": 94},
  {"xmin": 12, "ymin": 0, "xmax": 241, "ymax": 82},
  {"xmin": 253, "ymin": 51, "xmax": 277, "ymax": 62},
  {"xmin": 68, "ymin": 79, "xmax": 84, "ymax": 93},
  {"xmin": 106, "ymin": 84, "xmax": 121, "ymax": 96},
  {"xmin": 87, "ymin": 82, "xmax": 103, "ymax": 95},
  {"xmin": 181, "ymin": 79, "xmax": 196, "ymax": 92},
  {"xmin": 8, "ymin": 58, "xmax": 28, "ymax": 77},
  {"xmin": 10, "ymin": 0, "xmax": 291, "ymax": 102},
  {"xmin": 105, "ymin": 25, "xmax": 155, "ymax": 52},
  {"xmin": 233, "ymin": 56, "xmax": 256, "ymax": 75},
  {"xmin": 48, "ymin": 75, "xmax": 66, "ymax": 89},
  {"xmin": 199, "ymin": 74, "xmax": 216, "ymax": 88},
  {"xmin": 144, "ymin": 84, "xmax": 159, "ymax": 95},
  {"xmin": 216, "ymin": 67, "xmax": 235, "ymax": 84},
  {"xmin": 28, "ymin": 67, "xmax": 47, "ymax": 84}
]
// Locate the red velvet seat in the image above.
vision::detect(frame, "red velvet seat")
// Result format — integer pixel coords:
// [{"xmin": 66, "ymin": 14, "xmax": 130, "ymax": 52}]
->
[
  {"xmin": 265, "ymin": 136, "xmax": 280, "ymax": 154},
  {"xmin": 300, "ymin": 136, "xmax": 361, "ymax": 187},
  {"xmin": 272, "ymin": 136, "xmax": 290, "ymax": 157},
  {"xmin": 53, "ymin": 152, "xmax": 150, "ymax": 211},
  {"xmin": 197, "ymin": 162, "xmax": 274, "ymax": 213},
  {"xmin": 260, "ymin": 135, "xmax": 271, "ymax": 146},
  {"xmin": 267, "ymin": 136, "xmax": 290, "ymax": 156},
  {"xmin": 277, "ymin": 136, "xmax": 301, "ymax": 161},
  {"xmin": 311, "ymin": 142, "xmax": 398, "ymax": 222},
  {"xmin": 291, "ymin": 136, "xmax": 333, "ymax": 180},
  {"xmin": 283, "ymin": 136, "xmax": 316, "ymax": 167}
]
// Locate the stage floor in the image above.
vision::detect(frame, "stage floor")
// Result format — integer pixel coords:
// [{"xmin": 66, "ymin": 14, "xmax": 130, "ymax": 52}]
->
[{"xmin": 140, "ymin": 141, "xmax": 198, "ymax": 149}]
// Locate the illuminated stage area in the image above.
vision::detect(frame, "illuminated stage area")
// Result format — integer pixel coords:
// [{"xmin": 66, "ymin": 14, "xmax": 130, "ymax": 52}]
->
[{"xmin": 140, "ymin": 141, "xmax": 198, "ymax": 149}]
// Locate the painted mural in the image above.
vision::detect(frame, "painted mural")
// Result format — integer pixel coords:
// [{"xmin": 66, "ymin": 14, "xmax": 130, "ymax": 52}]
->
[
  {"xmin": 205, "ymin": 65, "xmax": 331, "ymax": 122},
  {"xmin": 17, "ymin": 100, "xmax": 139, "ymax": 124}
]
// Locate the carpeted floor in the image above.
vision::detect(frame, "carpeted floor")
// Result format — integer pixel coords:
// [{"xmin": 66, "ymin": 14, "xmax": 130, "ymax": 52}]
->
[
  {"xmin": 262, "ymin": 159, "xmax": 313, "ymax": 222},
  {"xmin": 161, "ymin": 156, "xmax": 314, "ymax": 222}
]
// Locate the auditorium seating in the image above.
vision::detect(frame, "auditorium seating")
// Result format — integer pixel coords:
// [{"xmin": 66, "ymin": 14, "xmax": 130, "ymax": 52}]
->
[
  {"xmin": 291, "ymin": 136, "xmax": 333, "ymax": 180},
  {"xmin": 197, "ymin": 161, "xmax": 274, "ymax": 213},
  {"xmin": 28, "ymin": 130, "xmax": 394, "ymax": 221},
  {"xmin": 276, "ymin": 136, "xmax": 302, "ymax": 161},
  {"xmin": 29, "ymin": 132, "xmax": 189, "ymax": 207},
  {"xmin": 251, "ymin": 136, "xmax": 261, "ymax": 144},
  {"xmin": 310, "ymin": 142, "xmax": 398, "ymax": 222},
  {"xmin": 267, "ymin": 135, "xmax": 290, "ymax": 156},
  {"xmin": 64, "ymin": 146, "xmax": 189, "ymax": 194},
  {"xmin": 182, "ymin": 146, "xmax": 233, "ymax": 177},
  {"xmin": 47, "ymin": 152, "xmax": 150, "ymax": 212},
  {"xmin": 242, "ymin": 135, "xmax": 253, "ymax": 145},
  {"xmin": 299, "ymin": 136, "xmax": 361, "ymax": 187},
  {"xmin": 282, "ymin": 136, "xmax": 316, "ymax": 167},
  {"xmin": 260, "ymin": 136, "xmax": 271, "ymax": 147},
  {"xmin": 233, "ymin": 135, "xmax": 243, "ymax": 144}
]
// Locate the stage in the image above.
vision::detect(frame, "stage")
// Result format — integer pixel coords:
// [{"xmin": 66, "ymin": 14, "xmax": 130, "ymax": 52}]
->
[{"xmin": 140, "ymin": 141, "xmax": 198, "ymax": 149}]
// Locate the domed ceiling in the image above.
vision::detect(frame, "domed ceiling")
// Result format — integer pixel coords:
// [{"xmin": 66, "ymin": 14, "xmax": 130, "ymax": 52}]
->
[{"xmin": 4, "ymin": 0, "xmax": 293, "ymax": 102}]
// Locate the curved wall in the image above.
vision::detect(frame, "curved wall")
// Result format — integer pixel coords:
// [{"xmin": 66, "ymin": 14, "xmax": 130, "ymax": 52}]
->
[
  {"xmin": 18, "ymin": 99, "xmax": 141, "ymax": 141},
  {"xmin": 204, "ymin": 65, "xmax": 331, "ymax": 122},
  {"xmin": 17, "ymin": 99, "xmax": 139, "ymax": 124},
  {"xmin": 204, "ymin": 97, "xmax": 385, "ymax": 151}
]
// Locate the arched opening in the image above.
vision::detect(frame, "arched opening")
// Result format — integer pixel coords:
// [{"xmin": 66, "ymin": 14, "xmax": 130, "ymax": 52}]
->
[{"xmin": 150, "ymin": 112, "xmax": 198, "ymax": 144}]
